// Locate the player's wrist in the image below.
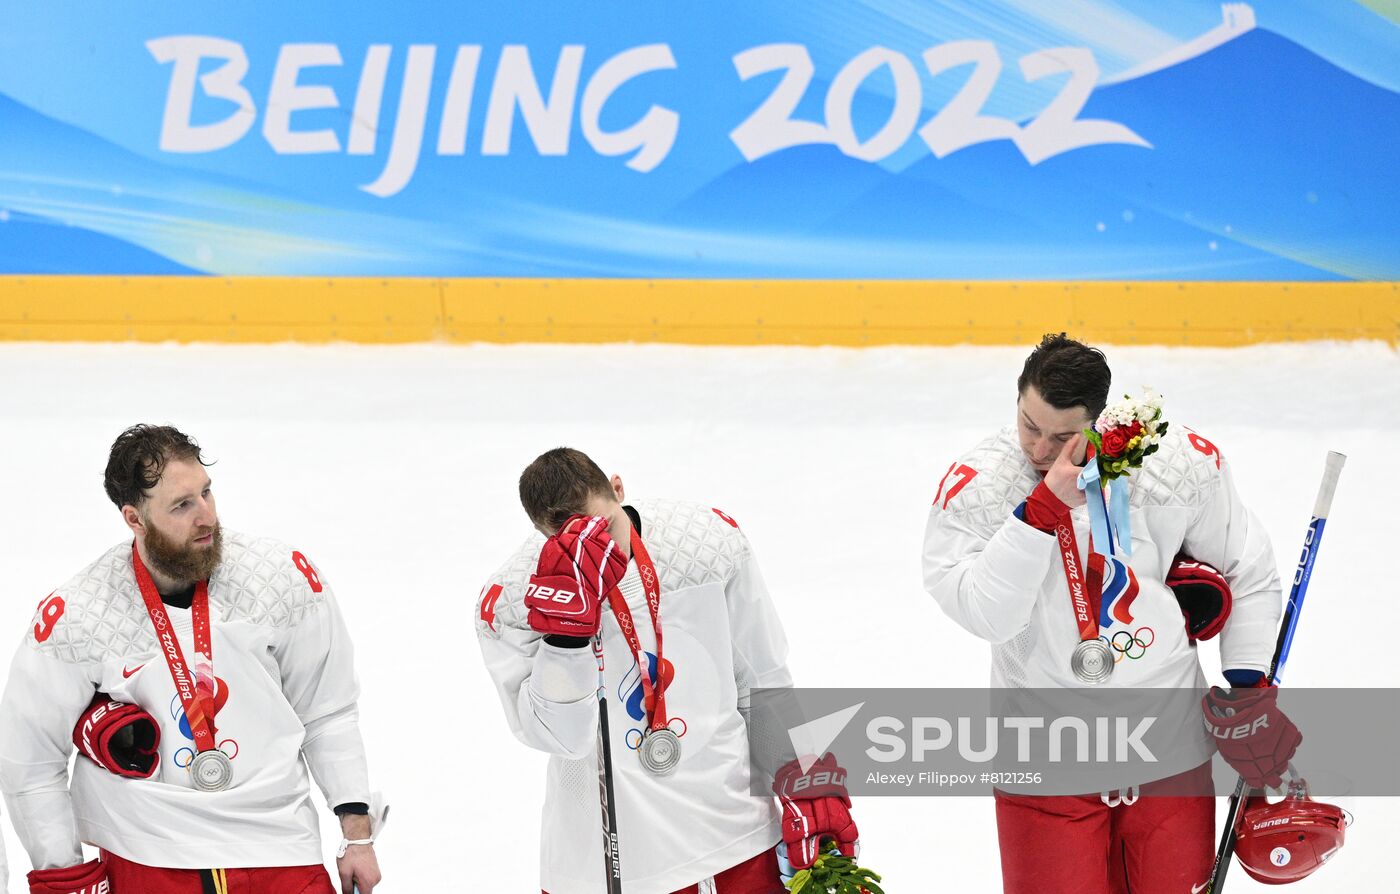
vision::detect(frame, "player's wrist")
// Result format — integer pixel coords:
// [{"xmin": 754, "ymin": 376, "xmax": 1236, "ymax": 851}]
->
[
  {"xmin": 339, "ymin": 812, "xmax": 373, "ymax": 839},
  {"xmin": 1022, "ymin": 480, "xmax": 1070, "ymax": 531}
]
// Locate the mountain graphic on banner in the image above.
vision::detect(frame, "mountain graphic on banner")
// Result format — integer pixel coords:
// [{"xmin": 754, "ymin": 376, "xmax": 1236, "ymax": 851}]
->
[{"xmin": 667, "ymin": 29, "xmax": 1398, "ymax": 280}]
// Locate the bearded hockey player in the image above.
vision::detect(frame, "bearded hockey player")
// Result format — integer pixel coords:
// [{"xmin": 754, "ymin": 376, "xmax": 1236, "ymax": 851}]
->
[
  {"xmin": 0, "ymin": 425, "xmax": 384, "ymax": 894},
  {"xmin": 476, "ymin": 448, "xmax": 859, "ymax": 894},
  {"xmin": 922, "ymin": 334, "xmax": 1301, "ymax": 893}
]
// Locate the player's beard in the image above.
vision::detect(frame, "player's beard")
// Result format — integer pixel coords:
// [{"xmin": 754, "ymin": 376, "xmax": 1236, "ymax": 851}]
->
[{"xmin": 144, "ymin": 519, "xmax": 223, "ymax": 583}]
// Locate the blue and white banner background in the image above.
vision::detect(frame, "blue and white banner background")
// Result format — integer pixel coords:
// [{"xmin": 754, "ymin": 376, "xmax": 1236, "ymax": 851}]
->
[{"xmin": 1, "ymin": 1, "xmax": 1397, "ymax": 279}]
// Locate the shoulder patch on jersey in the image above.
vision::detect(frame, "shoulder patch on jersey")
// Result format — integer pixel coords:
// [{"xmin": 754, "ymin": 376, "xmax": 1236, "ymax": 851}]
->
[
  {"xmin": 932, "ymin": 428, "xmax": 1040, "ymax": 538},
  {"xmin": 1127, "ymin": 426, "xmax": 1223, "ymax": 510},
  {"xmin": 31, "ymin": 542, "xmax": 157, "ymax": 666},
  {"xmin": 635, "ymin": 499, "xmax": 749, "ymax": 591},
  {"xmin": 210, "ymin": 532, "xmax": 328, "ymax": 628}
]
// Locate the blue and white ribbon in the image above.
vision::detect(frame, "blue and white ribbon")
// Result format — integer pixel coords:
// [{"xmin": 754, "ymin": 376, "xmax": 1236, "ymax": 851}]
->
[
  {"xmin": 1108, "ymin": 473, "xmax": 1133, "ymax": 557},
  {"xmin": 1077, "ymin": 457, "xmax": 1133, "ymax": 557}
]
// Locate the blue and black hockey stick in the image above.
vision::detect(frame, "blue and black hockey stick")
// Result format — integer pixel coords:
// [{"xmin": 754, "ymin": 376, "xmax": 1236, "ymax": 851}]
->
[{"xmin": 1205, "ymin": 451, "xmax": 1345, "ymax": 893}]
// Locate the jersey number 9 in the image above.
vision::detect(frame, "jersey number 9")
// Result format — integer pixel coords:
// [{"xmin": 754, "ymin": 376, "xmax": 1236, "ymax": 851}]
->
[{"xmin": 33, "ymin": 593, "xmax": 65, "ymax": 643}]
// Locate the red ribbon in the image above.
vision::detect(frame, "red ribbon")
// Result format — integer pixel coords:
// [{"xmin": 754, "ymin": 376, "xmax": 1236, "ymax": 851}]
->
[
  {"xmin": 1054, "ymin": 517, "xmax": 1104, "ymax": 644},
  {"xmin": 605, "ymin": 527, "xmax": 669, "ymax": 732},
  {"xmin": 131, "ymin": 543, "xmax": 219, "ymax": 753}
]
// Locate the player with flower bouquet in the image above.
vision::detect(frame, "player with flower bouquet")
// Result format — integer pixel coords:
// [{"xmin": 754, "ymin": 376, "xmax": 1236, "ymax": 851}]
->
[{"xmin": 921, "ymin": 333, "xmax": 1296, "ymax": 893}]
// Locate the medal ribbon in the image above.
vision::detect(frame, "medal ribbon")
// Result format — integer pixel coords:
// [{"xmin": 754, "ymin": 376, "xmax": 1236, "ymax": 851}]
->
[
  {"xmin": 1053, "ymin": 517, "xmax": 1104, "ymax": 644},
  {"xmin": 605, "ymin": 528, "xmax": 669, "ymax": 732},
  {"xmin": 131, "ymin": 544, "xmax": 219, "ymax": 753},
  {"xmin": 1077, "ymin": 449, "xmax": 1134, "ymax": 558}
]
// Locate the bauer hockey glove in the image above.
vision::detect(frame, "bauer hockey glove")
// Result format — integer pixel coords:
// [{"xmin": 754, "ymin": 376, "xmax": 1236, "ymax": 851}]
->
[
  {"xmin": 1203, "ymin": 684, "xmax": 1302, "ymax": 789},
  {"xmin": 772, "ymin": 752, "xmax": 860, "ymax": 874},
  {"xmin": 525, "ymin": 514, "xmax": 629, "ymax": 638},
  {"xmin": 72, "ymin": 693, "xmax": 160, "ymax": 779},
  {"xmin": 27, "ymin": 859, "xmax": 109, "ymax": 894},
  {"xmin": 1167, "ymin": 555, "xmax": 1232, "ymax": 641}
]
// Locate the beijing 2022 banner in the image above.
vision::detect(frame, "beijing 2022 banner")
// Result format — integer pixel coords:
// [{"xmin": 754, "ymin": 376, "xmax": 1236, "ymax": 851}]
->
[{"xmin": 1, "ymin": 1, "xmax": 1397, "ymax": 279}]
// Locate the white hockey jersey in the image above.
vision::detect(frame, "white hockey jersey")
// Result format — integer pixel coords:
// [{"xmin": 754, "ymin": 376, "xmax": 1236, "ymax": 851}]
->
[
  {"xmin": 0, "ymin": 532, "xmax": 371, "ymax": 871},
  {"xmin": 922, "ymin": 426, "xmax": 1282, "ymax": 783},
  {"xmin": 477, "ymin": 500, "xmax": 789, "ymax": 894}
]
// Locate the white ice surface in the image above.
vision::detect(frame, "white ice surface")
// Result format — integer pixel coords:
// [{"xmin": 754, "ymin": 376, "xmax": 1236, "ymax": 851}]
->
[{"xmin": 0, "ymin": 341, "xmax": 1395, "ymax": 892}]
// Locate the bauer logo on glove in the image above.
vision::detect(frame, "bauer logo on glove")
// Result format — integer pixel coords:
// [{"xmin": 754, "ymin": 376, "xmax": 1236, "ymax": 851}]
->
[
  {"xmin": 524, "ymin": 514, "xmax": 629, "ymax": 638},
  {"xmin": 772, "ymin": 753, "xmax": 859, "ymax": 872},
  {"xmin": 1202, "ymin": 684, "xmax": 1302, "ymax": 789}
]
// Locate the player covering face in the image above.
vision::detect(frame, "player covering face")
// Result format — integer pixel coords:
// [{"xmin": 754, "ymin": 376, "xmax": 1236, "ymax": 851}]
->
[
  {"xmin": 922, "ymin": 334, "xmax": 1301, "ymax": 894},
  {"xmin": 476, "ymin": 447, "xmax": 860, "ymax": 894}
]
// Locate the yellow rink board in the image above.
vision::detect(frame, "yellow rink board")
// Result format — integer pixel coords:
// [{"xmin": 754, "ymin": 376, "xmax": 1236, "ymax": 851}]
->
[{"xmin": 0, "ymin": 277, "xmax": 1395, "ymax": 346}]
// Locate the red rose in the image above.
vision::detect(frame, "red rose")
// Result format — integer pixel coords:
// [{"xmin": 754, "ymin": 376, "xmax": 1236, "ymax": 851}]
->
[
  {"xmin": 1102, "ymin": 428, "xmax": 1130, "ymax": 457},
  {"xmin": 1127, "ymin": 420, "xmax": 1143, "ymax": 438}
]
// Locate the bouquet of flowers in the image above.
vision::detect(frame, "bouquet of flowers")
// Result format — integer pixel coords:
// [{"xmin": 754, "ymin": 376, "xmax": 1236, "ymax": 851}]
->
[
  {"xmin": 1085, "ymin": 388, "xmax": 1168, "ymax": 481},
  {"xmin": 786, "ymin": 844, "xmax": 884, "ymax": 894}
]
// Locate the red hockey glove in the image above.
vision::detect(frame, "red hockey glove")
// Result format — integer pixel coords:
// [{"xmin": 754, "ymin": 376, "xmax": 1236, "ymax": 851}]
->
[
  {"xmin": 1167, "ymin": 555, "xmax": 1232, "ymax": 641},
  {"xmin": 1021, "ymin": 480, "xmax": 1071, "ymax": 532},
  {"xmin": 1203, "ymin": 684, "xmax": 1302, "ymax": 789},
  {"xmin": 73, "ymin": 693, "xmax": 160, "ymax": 779},
  {"xmin": 772, "ymin": 753, "xmax": 860, "ymax": 871},
  {"xmin": 525, "ymin": 514, "xmax": 629, "ymax": 638},
  {"xmin": 28, "ymin": 859, "xmax": 109, "ymax": 894}
]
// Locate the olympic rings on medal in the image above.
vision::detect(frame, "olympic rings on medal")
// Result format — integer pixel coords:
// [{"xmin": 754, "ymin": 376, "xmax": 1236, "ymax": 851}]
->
[
  {"xmin": 1102, "ymin": 626, "xmax": 1156, "ymax": 662},
  {"xmin": 626, "ymin": 717, "xmax": 687, "ymax": 750}
]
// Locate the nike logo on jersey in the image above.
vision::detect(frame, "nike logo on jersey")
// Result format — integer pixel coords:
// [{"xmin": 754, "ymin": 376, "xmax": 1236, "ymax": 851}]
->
[
  {"xmin": 122, "ymin": 663, "xmax": 146, "ymax": 678},
  {"xmin": 1191, "ymin": 881, "xmax": 1211, "ymax": 893}
]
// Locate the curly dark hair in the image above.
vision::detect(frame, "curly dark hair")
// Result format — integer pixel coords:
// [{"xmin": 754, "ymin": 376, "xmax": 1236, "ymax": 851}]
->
[
  {"xmin": 1017, "ymin": 333, "xmax": 1112, "ymax": 418},
  {"xmin": 103, "ymin": 424, "xmax": 210, "ymax": 509}
]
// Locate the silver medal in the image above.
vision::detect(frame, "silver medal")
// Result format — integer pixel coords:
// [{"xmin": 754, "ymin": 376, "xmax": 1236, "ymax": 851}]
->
[
  {"xmin": 1071, "ymin": 639, "xmax": 1115, "ymax": 684},
  {"xmin": 190, "ymin": 749, "xmax": 234, "ymax": 792},
  {"xmin": 638, "ymin": 728, "xmax": 682, "ymax": 776}
]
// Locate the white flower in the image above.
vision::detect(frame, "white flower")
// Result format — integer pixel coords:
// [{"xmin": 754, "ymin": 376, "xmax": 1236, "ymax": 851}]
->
[{"xmin": 1098, "ymin": 387, "xmax": 1166, "ymax": 437}]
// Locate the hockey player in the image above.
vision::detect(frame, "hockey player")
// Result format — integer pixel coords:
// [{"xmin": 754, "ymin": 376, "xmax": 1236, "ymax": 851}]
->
[
  {"xmin": 0, "ymin": 425, "xmax": 383, "ymax": 894},
  {"xmin": 922, "ymin": 334, "xmax": 1301, "ymax": 893},
  {"xmin": 476, "ymin": 448, "xmax": 858, "ymax": 894}
]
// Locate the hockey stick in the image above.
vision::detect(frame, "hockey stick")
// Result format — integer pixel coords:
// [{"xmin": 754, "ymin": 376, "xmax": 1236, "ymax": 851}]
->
[
  {"xmin": 594, "ymin": 635, "xmax": 624, "ymax": 894},
  {"xmin": 1204, "ymin": 451, "xmax": 1345, "ymax": 893}
]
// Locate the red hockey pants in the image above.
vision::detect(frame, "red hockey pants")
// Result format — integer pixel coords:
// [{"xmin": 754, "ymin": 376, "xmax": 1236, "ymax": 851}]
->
[
  {"xmin": 102, "ymin": 850, "xmax": 335, "ymax": 894},
  {"xmin": 994, "ymin": 762, "xmax": 1215, "ymax": 894}
]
